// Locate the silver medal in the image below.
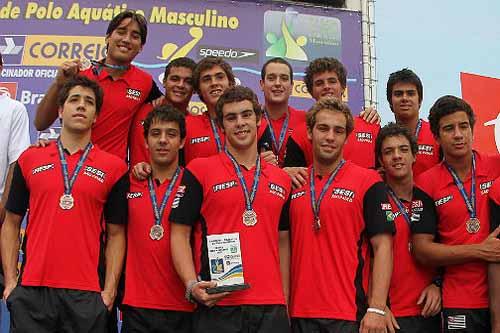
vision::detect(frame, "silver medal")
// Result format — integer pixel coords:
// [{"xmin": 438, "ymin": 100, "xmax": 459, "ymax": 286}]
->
[
  {"xmin": 242, "ymin": 209, "xmax": 258, "ymax": 226},
  {"xmin": 59, "ymin": 194, "xmax": 74, "ymax": 210}
]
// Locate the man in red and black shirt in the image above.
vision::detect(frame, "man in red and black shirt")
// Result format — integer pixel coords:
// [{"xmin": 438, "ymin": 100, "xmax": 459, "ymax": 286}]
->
[
  {"xmin": 122, "ymin": 106, "xmax": 194, "ymax": 332},
  {"xmin": 375, "ymin": 122, "xmax": 441, "ymax": 332},
  {"xmin": 170, "ymin": 86, "xmax": 291, "ymax": 333},
  {"xmin": 386, "ymin": 69, "xmax": 440, "ymax": 176},
  {"xmin": 283, "ymin": 98, "xmax": 394, "ymax": 333},
  {"xmin": 488, "ymin": 177, "xmax": 500, "ymax": 333},
  {"xmin": 35, "ymin": 10, "xmax": 162, "ymax": 161},
  {"xmin": 412, "ymin": 95, "xmax": 500, "ymax": 333},
  {"xmin": 284, "ymin": 57, "xmax": 381, "ymax": 187},
  {"xmin": 1, "ymin": 76, "xmax": 128, "ymax": 331},
  {"xmin": 129, "ymin": 57, "xmax": 196, "ymax": 167}
]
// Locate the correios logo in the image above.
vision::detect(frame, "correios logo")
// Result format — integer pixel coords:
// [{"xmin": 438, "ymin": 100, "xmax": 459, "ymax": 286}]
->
[{"xmin": 0, "ymin": 82, "xmax": 18, "ymax": 98}]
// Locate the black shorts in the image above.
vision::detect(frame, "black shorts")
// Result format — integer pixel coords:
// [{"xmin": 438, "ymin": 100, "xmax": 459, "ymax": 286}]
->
[
  {"xmin": 443, "ymin": 308, "xmax": 490, "ymax": 333},
  {"xmin": 121, "ymin": 305, "xmax": 192, "ymax": 333},
  {"xmin": 7, "ymin": 285, "xmax": 108, "ymax": 333},
  {"xmin": 291, "ymin": 317, "xmax": 358, "ymax": 333},
  {"xmin": 193, "ymin": 304, "xmax": 290, "ymax": 333},
  {"xmin": 395, "ymin": 314, "xmax": 441, "ymax": 333}
]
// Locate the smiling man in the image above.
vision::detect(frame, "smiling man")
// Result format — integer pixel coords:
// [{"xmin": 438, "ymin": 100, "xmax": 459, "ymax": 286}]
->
[{"xmin": 1, "ymin": 76, "xmax": 128, "ymax": 332}]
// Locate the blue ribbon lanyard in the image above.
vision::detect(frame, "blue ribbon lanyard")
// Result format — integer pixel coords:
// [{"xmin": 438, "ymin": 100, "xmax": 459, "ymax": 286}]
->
[
  {"xmin": 56, "ymin": 139, "xmax": 93, "ymax": 195},
  {"xmin": 386, "ymin": 186, "xmax": 412, "ymax": 227},
  {"xmin": 224, "ymin": 148, "xmax": 261, "ymax": 211},
  {"xmin": 263, "ymin": 110, "xmax": 290, "ymax": 155},
  {"xmin": 209, "ymin": 116, "xmax": 223, "ymax": 152},
  {"xmin": 445, "ymin": 154, "xmax": 476, "ymax": 218},
  {"xmin": 147, "ymin": 167, "xmax": 181, "ymax": 226},
  {"xmin": 310, "ymin": 160, "xmax": 345, "ymax": 229}
]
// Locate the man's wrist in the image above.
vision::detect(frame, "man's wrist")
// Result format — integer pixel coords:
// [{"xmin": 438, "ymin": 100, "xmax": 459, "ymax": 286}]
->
[
  {"xmin": 367, "ymin": 307, "xmax": 386, "ymax": 316},
  {"xmin": 185, "ymin": 279, "xmax": 198, "ymax": 303}
]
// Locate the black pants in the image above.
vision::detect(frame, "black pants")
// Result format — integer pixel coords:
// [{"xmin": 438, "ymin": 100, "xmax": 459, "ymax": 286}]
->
[
  {"xmin": 7, "ymin": 286, "xmax": 109, "ymax": 333},
  {"xmin": 291, "ymin": 317, "xmax": 358, "ymax": 333},
  {"xmin": 193, "ymin": 304, "xmax": 290, "ymax": 333},
  {"xmin": 395, "ymin": 314, "xmax": 441, "ymax": 333},
  {"xmin": 443, "ymin": 308, "xmax": 490, "ymax": 333},
  {"xmin": 121, "ymin": 305, "xmax": 192, "ymax": 333}
]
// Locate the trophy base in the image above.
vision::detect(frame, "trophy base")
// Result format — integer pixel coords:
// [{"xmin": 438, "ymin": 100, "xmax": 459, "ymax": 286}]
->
[{"xmin": 206, "ymin": 283, "xmax": 250, "ymax": 294}]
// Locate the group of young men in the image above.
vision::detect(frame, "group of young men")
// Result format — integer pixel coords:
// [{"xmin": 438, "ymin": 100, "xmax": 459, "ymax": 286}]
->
[{"xmin": 0, "ymin": 9, "xmax": 499, "ymax": 333}]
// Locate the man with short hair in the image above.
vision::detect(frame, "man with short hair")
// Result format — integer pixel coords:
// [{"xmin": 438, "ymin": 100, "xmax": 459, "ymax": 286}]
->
[
  {"xmin": 375, "ymin": 122, "xmax": 441, "ymax": 332},
  {"xmin": 129, "ymin": 57, "xmax": 196, "ymax": 167},
  {"xmin": 122, "ymin": 105, "xmax": 193, "ymax": 332},
  {"xmin": 2, "ymin": 76, "xmax": 129, "ymax": 331},
  {"xmin": 284, "ymin": 98, "xmax": 394, "ymax": 333},
  {"xmin": 489, "ymin": 177, "xmax": 500, "ymax": 333},
  {"xmin": 170, "ymin": 86, "xmax": 291, "ymax": 333},
  {"xmin": 412, "ymin": 95, "xmax": 500, "ymax": 333},
  {"xmin": 35, "ymin": 10, "xmax": 162, "ymax": 161},
  {"xmin": 386, "ymin": 68, "xmax": 440, "ymax": 176}
]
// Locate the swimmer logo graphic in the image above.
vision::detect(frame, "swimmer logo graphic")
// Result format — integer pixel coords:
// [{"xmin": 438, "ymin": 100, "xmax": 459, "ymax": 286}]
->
[
  {"xmin": 263, "ymin": 7, "xmax": 342, "ymax": 63},
  {"xmin": 461, "ymin": 72, "xmax": 500, "ymax": 154}
]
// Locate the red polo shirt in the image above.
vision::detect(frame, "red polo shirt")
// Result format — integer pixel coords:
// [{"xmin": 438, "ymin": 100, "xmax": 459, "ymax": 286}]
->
[
  {"xmin": 128, "ymin": 103, "xmax": 153, "ymax": 168},
  {"xmin": 489, "ymin": 177, "xmax": 500, "ymax": 231},
  {"xmin": 415, "ymin": 151, "xmax": 500, "ymax": 309},
  {"xmin": 413, "ymin": 120, "xmax": 441, "ymax": 176}
]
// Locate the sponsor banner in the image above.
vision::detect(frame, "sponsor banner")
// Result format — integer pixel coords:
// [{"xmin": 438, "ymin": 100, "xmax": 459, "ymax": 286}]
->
[
  {"xmin": 0, "ymin": 0, "xmax": 363, "ymax": 142},
  {"xmin": 461, "ymin": 72, "xmax": 500, "ymax": 154}
]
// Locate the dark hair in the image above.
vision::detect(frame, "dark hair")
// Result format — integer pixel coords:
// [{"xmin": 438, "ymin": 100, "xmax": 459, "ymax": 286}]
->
[
  {"xmin": 57, "ymin": 76, "xmax": 104, "ymax": 114},
  {"xmin": 215, "ymin": 86, "xmax": 262, "ymax": 127},
  {"xmin": 386, "ymin": 68, "xmax": 423, "ymax": 110},
  {"xmin": 375, "ymin": 122, "xmax": 418, "ymax": 166},
  {"xmin": 106, "ymin": 10, "xmax": 148, "ymax": 45},
  {"xmin": 304, "ymin": 57, "xmax": 347, "ymax": 94},
  {"xmin": 306, "ymin": 97, "xmax": 354, "ymax": 137},
  {"xmin": 193, "ymin": 57, "xmax": 235, "ymax": 99},
  {"xmin": 428, "ymin": 95, "xmax": 475, "ymax": 138},
  {"xmin": 261, "ymin": 57, "xmax": 293, "ymax": 83},
  {"xmin": 143, "ymin": 105, "xmax": 186, "ymax": 140},
  {"xmin": 164, "ymin": 57, "xmax": 196, "ymax": 80}
]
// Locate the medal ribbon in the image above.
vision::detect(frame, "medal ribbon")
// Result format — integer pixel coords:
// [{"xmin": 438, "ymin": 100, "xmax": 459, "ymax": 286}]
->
[
  {"xmin": 263, "ymin": 109, "xmax": 290, "ymax": 155},
  {"xmin": 386, "ymin": 187, "xmax": 413, "ymax": 227},
  {"xmin": 147, "ymin": 167, "xmax": 181, "ymax": 226},
  {"xmin": 56, "ymin": 139, "xmax": 93, "ymax": 195},
  {"xmin": 209, "ymin": 116, "xmax": 223, "ymax": 152},
  {"xmin": 224, "ymin": 148, "xmax": 261, "ymax": 211},
  {"xmin": 414, "ymin": 118, "xmax": 422, "ymax": 139},
  {"xmin": 445, "ymin": 153, "xmax": 476, "ymax": 218},
  {"xmin": 310, "ymin": 160, "xmax": 345, "ymax": 224}
]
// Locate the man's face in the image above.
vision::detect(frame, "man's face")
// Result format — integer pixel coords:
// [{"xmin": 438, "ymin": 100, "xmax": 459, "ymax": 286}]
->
[
  {"xmin": 260, "ymin": 62, "xmax": 293, "ymax": 106},
  {"xmin": 105, "ymin": 18, "xmax": 143, "ymax": 65},
  {"xmin": 378, "ymin": 135, "xmax": 416, "ymax": 180},
  {"xmin": 311, "ymin": 70, "xmax": 344, "ymax": 101},
  {"xmin": 163, "ymin": 66, "xmax": 194, "ymax": 110},
  {"xmin": 436, "ymin": 111, "xmax": 473, "ymax": 161},
  {"xmin": 146, "ymin": 119, "xmax": 184, "ymax": 167},
  {"xmin": 198, "ymin": 65, "xmax": 233, "ymax": 109},
  {"xmin": 59, "ymin": 85, "xmax": 97, "ymax": 133},
  {"xmin": 308, "ymin": 110, "xmax": 348, "ymax": 165},
  {"xmin": 391, "ymin": 82, "xmax": 421, "ymax": 121},
  {"xmin": 221, "ymin": 100, "xmax": 260, "ymax": 152}
]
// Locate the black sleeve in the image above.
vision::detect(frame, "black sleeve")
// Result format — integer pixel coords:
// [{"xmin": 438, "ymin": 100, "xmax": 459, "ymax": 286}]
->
[
  {"xmin": 104, "ymin": 173, "xmax": 129, "ymax": 225},
  {"xmin": 363, "ymin": 182, "xmax": 396, "ymax": 238},
  {"xmin": 283, "ymin": 137, "xmax": 306, "ymax": 167},
  {"xmin": 178, "ymin": 148, "xmax": 186, "ymax": 167},
  {"xmin": 145, "ymin": 79, "xmax": 163, "ymax": 103},
  {"xmin": 257, "ymin": 125, "xmax": 273, "ymax": 152},
  {"xmin": 491, "ymin": 198, "xmax": 500, "ymax": 233},
  {"xmin": 5, "ymin": 162, "xmax": 29, "ymax": 217},
  {"xmin": 411, "ymin": 188, "xmax": 438, "ymax": 235},
  {"xmin": 279, "ymin": 196, "xmax": 291, "ymax": 231},
  {"xmin": 169, "ymin": 169, "xmax": 203, "ymax": 226}
]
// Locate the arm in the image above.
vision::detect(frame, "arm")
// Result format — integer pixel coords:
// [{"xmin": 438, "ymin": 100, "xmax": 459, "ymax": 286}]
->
[
  {"xmin": 490, "ymin": 264, "xmax": 500, "ymax": 332},
  {"xmin": 1, "ymin": 212, "xmax": 23, "ymax": 299},
  {"xmin": 101, "ymin": 223, "xmax": 126, "ymax": 310},
  {"xmin": 0, "ymin": 163, "xmax": 15, "ymax": 223},
  {"xmin": 359, "ymin": 105, "xmax": 381, "ymax": 124},
  {"xmin": 279, "ymin": 231, "xmax": 290, "ymax": 304}
]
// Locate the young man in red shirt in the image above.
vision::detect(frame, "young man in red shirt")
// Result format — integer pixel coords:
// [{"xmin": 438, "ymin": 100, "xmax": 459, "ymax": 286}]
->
[
  {"xmin": 122, "ymin": 105, "xmax": 194, "ymax": 332},
  {"xmin": 376, "ymin": 122, "xmax": 441, "ymax": 332},
  {"xmin": 412, "ymin": 95, "xmax": 500, "ymax": 333},
  {"xmin": 386, "ymin": 69, "xmax": 440, "ymax": 176},
  {"xmin": 2, "ymin": 76, "xmax": 128, "ymax": 331},
  {"xmin": 284, "ymin": 98, "xmax": 394, "ymax": 333},
  {"xmin": 170, "ymin": 86, "xmax": 291, "ymax": 333},
  {"xmin": 35, "ymin": 10, "xmax": 162, "ymax": 161}
]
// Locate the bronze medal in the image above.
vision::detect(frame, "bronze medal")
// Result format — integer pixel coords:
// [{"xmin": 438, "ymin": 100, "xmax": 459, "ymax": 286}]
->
[
  {"xmin": 466, "ymin": 218, "xmax": 481, "ymax": 234},
  {"xmin": 242, "ymin": 210, "xmax": 257, "ymax": 227},
  {"xmin": 59, "ymin": 194, "xmax": 74, "ymax": 210},
  {"xmin": 150, "ymin": 225, "xmax": 165, "ymax": 240}
]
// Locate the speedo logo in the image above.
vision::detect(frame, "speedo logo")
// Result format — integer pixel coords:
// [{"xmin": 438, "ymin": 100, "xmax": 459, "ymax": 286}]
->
[
  {"xmin": 291, "ymin": 190, "xmax": 305, "ymax": 200},
  {"xmin": 83, "ymin": 166, "xmax": 106, "ymax": 183},
  {"xmin": 435, "ymin": 195, "xmax": 453, "ymax": 207},
  {"xmin": 356, "ymin": 132, "xmax": 372, "ymax": 143},
  {"xmin": 198, "ymin": 45, "xmax": 258, "ymax": 63},
  {"xmin": 32, "ymin": 163, "xmax": 54, "ymax": 175},
  {"xmin": 212, "ymin": 180, "xmax": 237, "ymax": 193},
  {"xmin": 126, "ymin": 88, "xmax": 142, "ymax": 101},
  {"xmin": 191, "ymin": 136, "xmax": 210, "ymax": 144},
  {"xmin": 127, "ymin": 192, "xmax": 143, "ymax": 199}
]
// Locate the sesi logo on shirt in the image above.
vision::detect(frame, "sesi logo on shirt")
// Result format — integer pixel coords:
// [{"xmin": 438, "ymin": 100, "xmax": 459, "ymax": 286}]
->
[{"xmin": 126, "ymin": 88, "xmax": 142, "ymax": 101}]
